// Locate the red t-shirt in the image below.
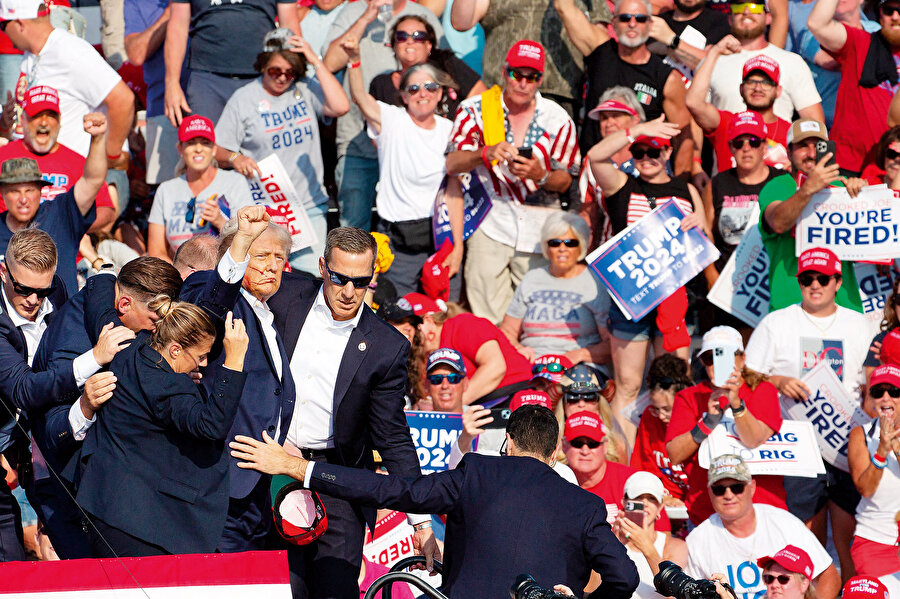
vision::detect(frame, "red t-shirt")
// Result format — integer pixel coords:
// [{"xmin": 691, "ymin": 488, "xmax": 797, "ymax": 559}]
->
[
  {"xmin": 584, "ymin": 461, "xmax": 671, "ymax": 532},
  {"xmin": 0, "ymin": 140, "xmax": 112, "ymax": 211},
  {"xmin": 708, "ymin": 109, "xmax": 790, "ymax": 173},
  {"xmin": 631, "ymin": 407, "xmax": 689, "ymax": 501},
  {"xmin": 665, "ymin": 380, "xmax": 786, "ymax": 524},
  {"xmin": 829, "ymin": 25, "xmax": 897, "ymax": 173},
  {"xmin": 439, "ymin": 313, "xmax": 532, "ymax": 389}
]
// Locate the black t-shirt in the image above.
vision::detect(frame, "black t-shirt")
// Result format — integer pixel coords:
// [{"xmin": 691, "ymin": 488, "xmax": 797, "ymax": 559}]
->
[
  {"xmin": 709, "ymin": 166, "xmax": 778, "ymax": 270},
  {"xmin": 369, "ymin": 54, "xmax": 481, "ymax": 119},
  {"xmin": 658, "ymin": 8, "xmax": 730, "ymax": 46},
  {"xmin": 604, "ymin": 176, "xmax": 692, "ymax": 235},
  {"xmin": 581, "ymin": 40, "xmax": 674, "ymax": 153}
]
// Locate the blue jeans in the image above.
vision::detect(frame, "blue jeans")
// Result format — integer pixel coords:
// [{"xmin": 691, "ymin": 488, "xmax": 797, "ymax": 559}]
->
[
  {"xmin": 186, "ymin": 70, "xmax": 255, "ymax": 124},
  {"xmin": 335, "ymin": 153, "xmax": 379, "ymax": 230}
]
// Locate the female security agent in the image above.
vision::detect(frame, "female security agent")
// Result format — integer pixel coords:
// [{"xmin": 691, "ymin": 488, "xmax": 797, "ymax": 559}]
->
[
  {"xmin": 215, "ymin": 28, "xmax": 350, "ymax": 273},
  {"xmin": 339, "ymin": 34, "xmax": 454, "ymax": 296},
  {"xmin": 587, "ymin": 116, "xmax": 707, "ymax": 443},
  {"xmin": 500, "ymin": 212, "xmax": 611, "ymax": 364},
  {"xmin": 847, "ymin": 364, "xmax": 900, "ymax": 583},
  {"xmin": 76, "ymin": 302, "xmax": 249, "ymax": 557}
]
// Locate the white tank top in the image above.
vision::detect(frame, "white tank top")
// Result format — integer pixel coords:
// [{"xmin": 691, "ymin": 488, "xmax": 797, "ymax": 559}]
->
[
  {"xmin": 625, "ymin": 531, "xmax": 668, "ymax": 599},
  {"xmin": 855, "ymin": 421, "xmax": 900, "ymax": 546}
]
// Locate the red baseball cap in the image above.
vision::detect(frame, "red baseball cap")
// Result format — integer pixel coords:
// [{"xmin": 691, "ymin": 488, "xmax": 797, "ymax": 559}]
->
[
  {"xmin": 564, "ymin": 411, "xmax": 608, "ymax": 443},
  {"xmin": 871, "ymin": 364, "xmax": 900, "ymax": 389},
  {"xmin": 881, "ymin": 330, "xmax": 900, "ymax": 366},
  {"xmin": 842, "ymin": 576, "xmax": 890, "ymax": 599},
  {"xmin": 401, "ymin": 292, "xmax": 444, "ymax": 316},
  {"xmin": 756, "ymin": 545, "xmax": 814, "ymax": 578},
  {"xmin": 797, "ymin": 247, "xmax": 841, "ymax": 277},
  {"xmin": 588, "ymin": 100, "xmax": 638, "ymax": 121},
  {"xmin": 178, "ymin": 115, "xmax": 215, "ymax": 144},
  {"xmin": 421, "ymin": 240, "xmax": 452, "ymax": 302},
  {"xmin": 22, "ymin": 85, "xmax": 59, "ymax": 117},
  {"xmin": 729, "ymin": 111, "xmax": 768, "ymax": 142},
  {"xmin": 510, "ymin": 390, "xmax": 553, "ymax": 412},
  {"xmin": 742, "ymin": 55, "xmax": 780, "ymax": 84},
  {"xmin": 506, "ymin": 40, "xmax": 545, "ymax": 73},
  {"xmin": 630, "ymin": 135, "xmax": 671, "ymax": 150}
]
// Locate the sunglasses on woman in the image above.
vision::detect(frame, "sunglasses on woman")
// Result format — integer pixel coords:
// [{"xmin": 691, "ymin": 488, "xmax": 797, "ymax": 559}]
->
[
  {"xmin": 881, "ymin": 4, "xmax": 900, "ymax": 16},
  {"xmin": 631, "ymin": 147, "xmax": 663, "ymax": 160},
  {"xmin": 564, "ymin": 393, "xmax": 600, "ymax": 404},
  {"xmin": 533, "ymin": 362, "xmax": 565, "ymax": 374},
  {"xmin": 405, "ymin": 81, "xmax": 441, "ymax": 94},
  {"xmin": 547, "ymin": 239, "xmax": 579, "ymax": 248},
  {"xmin": 710, "ymin": 482, "xmax": 746, "ymax": 496},
  {"xmin": 871, "ymin": 385, "xmax": 900, "ymax": 399},
  {"xmin": 730, "ymin": 136, "xmax": 764, "ymax": 150},
  {"xmin": 615, "ymin": 13, "xmax": 650, "ymax": 22},
  {"xmin": 324, "ymin": 264, "xmax": 374, "ymax": 289},
  {"xmin": 569, "ymin": 438, "xmax": 603, "ymax": 449},
  {"xmin": 507, "ymin": 68, "xmax": 542, "ymax": 83},
  {"xmin": 886, "ymin": 148, "xmax": 900, "ymax": 161},
  {"xmin": 266, "ymin": 67, "xmax": 296, "ymax": 80},
  {"xmin": 394, "ymin": 30, "xmax": 429, "ymax": 43},
  {"xmin": 763, "ymin": 574, "xmax": 792, "ymax": 586},
  {"xmin": 426, "ymin": 373, "xmax": 464, "ymax": 385},
  {"xmin": 6, "ymin": 265, "xmax": 56, "ymax": 298},
  {"xmin": 797, "ymin": 272, "xmax": 835, "ymax": 287}
]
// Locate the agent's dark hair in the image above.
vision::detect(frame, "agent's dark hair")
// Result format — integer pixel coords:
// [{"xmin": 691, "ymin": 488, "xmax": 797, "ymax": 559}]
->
[
  {"xmin": 506, "ymin": 405, "xmax": 559, "ymax": 459},
  {"xmin": 324, "ymin": 227, "xmax": 378, "ymax": 269},
  {"xmin": 253, "ymin": 49, "xmax": 307, "ymax": 80},
  {"xmin": 118, "ymin": 257, "xmax": 182, "ymax": 304}
]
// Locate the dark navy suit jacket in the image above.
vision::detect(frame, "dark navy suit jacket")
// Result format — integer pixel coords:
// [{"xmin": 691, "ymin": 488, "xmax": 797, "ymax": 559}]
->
[
  {"xmin": 268, "ymin": 273, "xmax": 420, "ymax": 528},
  {"xmin": 180, "ymin": 269, "xmax": 296, "ymax": 500},
  {"xmin": 76, "ymin": 331, "xmax": 248, "ymax": 554},
  {"xmin": 308, "ymin": 453, "xmax": 640, "ymax": 599}
]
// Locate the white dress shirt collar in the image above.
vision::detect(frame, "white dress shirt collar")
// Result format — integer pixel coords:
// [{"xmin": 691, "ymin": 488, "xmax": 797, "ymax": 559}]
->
[
  {"xmin": 311, "ymin": 286, "xmax": 365, "ymax": 331},
  {"xmin": 2, "ymin": 287, "xmax": 52, "ymax": 330}
]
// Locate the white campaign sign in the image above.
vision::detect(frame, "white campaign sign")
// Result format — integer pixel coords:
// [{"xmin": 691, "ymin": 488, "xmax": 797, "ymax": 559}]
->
[
  {"xmin": 249, "ymin": 154, "xmax": 317, "ymax": 252},
  {"xmin": 784, "ymin": 361, "xmax": 870, "ymax": 472},
  {"xmin": 699, "ymin": 418, "xmax": 825, "ymax": 477},
  {"xmin": 854, "ymin": 262, "xmax": 896, "ymax": 342}
]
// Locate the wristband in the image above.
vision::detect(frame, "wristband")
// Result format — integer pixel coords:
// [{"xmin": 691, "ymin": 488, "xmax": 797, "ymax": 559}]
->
[
  {"xmin": 413, "ymin": 521, "xmax": 432, "ymax": 531},
  {"xmin": 732, "ymin": 400, "xmax": 747, "ymax": 417},
  {"xmin": 690, "ymin": 424, "xmax": 708, "ymax": 444},
  {"xmin": 669, "ymin": 33, "xmax": 680, "ymax": 50},
  {"xmin": 91, "ymin": 257, "xmax": 103, "ymax": 269},
  {"xmin": 367, "ymin": 281, "xmax": 378, "ymax": 291},
  {"xmin": 696, "ymin": 418, "xmax": 713, "ymax": 437},
  {"xmin": 873, "ymin": 453, "xmax": 888, "ymax": 469},
  {"xmin": 107, "ymin": 153, "xmax": 122, "ymax": 161},
  {"xmin": 229, "ymin": 151, "xmax": 240, "ymax": 163},
  {"xmin": 537, "ymin": 169, "xmax": 550, "ymax": 187},
  {"xmin": 702, "ymin": 410, "xmax": 723, "ymax": 430},
  {"xmin": 625, "ymin": 128, "xmax": 635, "ymax": 144},
  {"xmin": 693, "ymin": 156, "xmax": 703, "ymax": 164},
  {"xmin": 481, "ymin": 146, "xmax": 492, "ymax": 169},
  {"xmin": 349, "ymin": 61, "xmax": 361, "ymax": 69}
]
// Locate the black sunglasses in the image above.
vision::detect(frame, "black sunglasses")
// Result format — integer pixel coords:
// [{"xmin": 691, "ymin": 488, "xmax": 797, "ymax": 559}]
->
[
  {"xmin": 763, "ymin": 574, "xmax": 792, "ymax": 586},
  {"xmin": 887, "ymin": 148, "xmax": 900, "ymax": 161},
  {"xmin": 881, "ymin": 4, "xmax": 900, "ymax": 16},
  {"xmin": 426, "ymin": 373, "xmax": 464, "ymax": 385},
  {"xmin": 631, "ymin": 147, "xmax": 663, "ymax": 160},
  {"xmin": 6, "ymin": 264, "xmax": 55, "ymax": 298},
  {"xmin": 405, "ymin": 81, "xmax": 441, "ymax": 94},
  {"xmin": 394, "ymin": 30, "xmax": 429, "ymax": 43},
  {"xmin": 547, "ymin": 239, "xmax": 579, "ymax": 248},
  {"xmin": 616, "ymin": 13, "xmax": 650, "ymax": 22},
  {"xmin": 699, "ymin": 352, "xmax": 715, "ymax": 367},
  {"xmin": 797, "ymin": 272, "xmax": 835, "ymax": 287},
  {"xmin": 871, "ymin": 385, "xmax": 900, "ymax": 399},
  {"xmin": 324, "ymin": 264, "xmax": 374, "ymax": 289},
  {"xmin": 710, "ymin": 482, "xmax": 746, "ymax": 496},
  {"xmin": 506, "ymin": 68, "xmax": 542, "ymax": 83},
  {"xmin": 564, "ymin": 393, "xmax": 600, "ymax": 404},
  {"xmin": 569, "ymin": 438, "xmax": 603, "ymax": 449},
  {"xmin": 730, "ymin": 136, "xmax": 764, "ymax": 150},
  {"xmin": 651, "ymin": 376, "xmax": 676, "ymax": 390}
]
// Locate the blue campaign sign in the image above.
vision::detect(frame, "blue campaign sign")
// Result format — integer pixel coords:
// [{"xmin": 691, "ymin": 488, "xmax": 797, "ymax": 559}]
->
[
  {"xmin": 433, "ymin": 171, "xmax": 493, "ymax": 247},
  {"xmin": 405, "ymin": 411, "xmax": 464, "ymax": 474},
  {"xmin": 587, "ymin": 201, "xmax": 719, "ymax": 321}
]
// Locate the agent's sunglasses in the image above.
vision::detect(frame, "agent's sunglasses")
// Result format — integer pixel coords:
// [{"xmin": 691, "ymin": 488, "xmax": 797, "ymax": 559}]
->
[
  {"xmin": 871, "ymin": 385, "xmax": 900, "ymax": 399},
  {"xmin": 324, "ymin": 264, "xmax": 373, "ymax": 289},
  {"xmin": 394, "ymin": 30, "xmax": 429, "ymax": 43},
  {"xmin": 615, "ymin": 13, "xmax": 650, "ymax": 22},
  {"xmin": 731, "ymin": 2, "xmax": 765, "ymax": 13},
  {"xmin": 547, "ymin": 239, "xmax": 579, "ymax": 248},
  {"xmin": 569, "ymin": 438, "xmax": 603, "ymax": 449},
  {"xmin": 710, "ymin": 482, "xmax": 746, "ymax": 496},
  {"xmin": 405, "ymin": 81, "xmax": 441, "ymax": 94},
  {"xmin": 730, "ymin": 136, "xmax": 764, "ymax": 150},
  {"xmin": 631, "ymin": 147, "xmax": 663, "ymax": 160},
  {"xmin": 532, "ymin": 362, "xmax": 565, "ymax": 374},
  {"xmin": 797, "ymin": 272, "xmax": 835, "ymax": 287},
  {"xmin": 266, "ymin": 67, "xmax": 296, "ymax": 80},
  {"xmin": 6, "ymin": 264, "xmax": 55, "ymax": 298},
  {"xmin": 507, "ymin": 68, "xmax": 542, "ymax": 83},
  {"xmin": 427, "ymin": 373, "xmax": 464, "ymax": 385},
  {"xmin": 763, "ymin": 574, "xmax": 792, "ymax": 586}
]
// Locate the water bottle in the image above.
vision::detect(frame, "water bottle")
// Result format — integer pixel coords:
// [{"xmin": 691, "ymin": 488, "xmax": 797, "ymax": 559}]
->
[{"xmin": 377, "ymin": 3, "xmax": 392, "ymax": 24}]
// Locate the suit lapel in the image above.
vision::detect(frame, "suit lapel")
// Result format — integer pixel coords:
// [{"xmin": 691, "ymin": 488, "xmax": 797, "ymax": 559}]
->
[
  {"xmin": 332, "ymin": 314, "xmax": 371, "ymax": 413},
  {"xmin": 240, "ymin": 295, "xmax": 284, "ymax": 383},
  {"xmin": 276, "ymin": 290, "xmax": 316, "ymax": 361}
]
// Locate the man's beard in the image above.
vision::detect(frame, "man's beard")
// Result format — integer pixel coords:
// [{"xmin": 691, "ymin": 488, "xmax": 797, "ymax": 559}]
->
[
  {"xmin": 674, "ymin": 0, "xmax": 704, "ymax": 14},
  {"xmin": 619, "ymin": 31, "xmax": 651, "ymax": 48},
  {"xmin": 732, "ymin": 22, "xmax": 767, "ymax": 40},
  {"xmin": 882, "ymin": 25, "xmax": 900, "ymax": 48}
]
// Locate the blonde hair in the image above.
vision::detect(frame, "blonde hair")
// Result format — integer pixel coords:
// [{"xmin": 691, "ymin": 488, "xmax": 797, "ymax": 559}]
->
[
  {"xmin": 148, "ymin": 296, "xmax": 216, "ymax": 353},
  {"xmin": 6, "ymin": 228, "xmax": 57, "ymax": 273}
]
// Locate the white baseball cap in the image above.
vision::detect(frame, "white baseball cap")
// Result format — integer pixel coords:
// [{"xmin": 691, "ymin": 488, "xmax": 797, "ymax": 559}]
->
[
  {"xmin": 623, "ymin": 471, "xmax": 665, "ymax": 503},
  {"xmin": 700, "ymin": 326, "xmax": 744, "ymax": 354},
  {"xmin": 0, "ymin": 0, "xmax": 49, "ymax": 22}
]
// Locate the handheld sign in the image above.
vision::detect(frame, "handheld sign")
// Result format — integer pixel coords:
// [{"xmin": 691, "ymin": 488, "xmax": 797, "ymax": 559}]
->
[
  {"xmin": 433, "ymin": 172, "xmax": 493, "ymax": 248},
  {"xmin": 406, "ymin": 411, "xmax": 464, "ymax": 474},
  {"xmin": 250, "ymin": 154, "xmax": 318, "ymax": 253}
]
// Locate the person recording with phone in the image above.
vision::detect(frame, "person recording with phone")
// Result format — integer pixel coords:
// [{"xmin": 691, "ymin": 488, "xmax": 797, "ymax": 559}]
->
[{"xmin": 666, "ymin": 326, "xmax": 785, "ymax": 524}]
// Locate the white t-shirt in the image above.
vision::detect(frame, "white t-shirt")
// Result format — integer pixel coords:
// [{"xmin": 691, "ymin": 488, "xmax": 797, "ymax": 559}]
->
[
  {"xmin": 708, "ymin": 44, "xmax": 821, "ymax": 123},
  {"xmin": 744, "ymin": 303, "xmax": 869, "ymax": 402},
  {"xmin": 627, "ymin": 532, "xmax": 667, "ymax": 599},
  {"xmin": 368, "ymin": 102, "xmax": 452, "ymax": 223},
  {"xmin": 19, "ymin": 29, "xmax": 121, "ymax": 156},
  {"xmin": 687, "ymin": 504, "xmax": 832, "ymax": 598}
]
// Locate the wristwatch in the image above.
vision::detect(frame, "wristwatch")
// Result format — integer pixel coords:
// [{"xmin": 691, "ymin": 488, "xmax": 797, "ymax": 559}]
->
[
  {"xmin": 669, "ymin": 33, "xmax": 680, "ymax": 50},
  {"xmin": 413, "ymin": 521, "xmax": 433, "ymax": 531},
  {"xmin": 537, "ymin": 170, "xmax": 550, "ymax": 187}
]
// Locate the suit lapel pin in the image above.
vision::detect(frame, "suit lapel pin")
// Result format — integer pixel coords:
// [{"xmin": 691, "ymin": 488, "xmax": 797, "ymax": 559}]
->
[{"xmin": 358, "ymin": 341, "xmax": 367, "ymax": 351}]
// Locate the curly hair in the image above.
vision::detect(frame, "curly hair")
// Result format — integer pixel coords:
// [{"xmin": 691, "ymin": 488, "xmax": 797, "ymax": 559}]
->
[{"xmin": 646, "ymin": 354, "xmax": 692, "ymax": 392}]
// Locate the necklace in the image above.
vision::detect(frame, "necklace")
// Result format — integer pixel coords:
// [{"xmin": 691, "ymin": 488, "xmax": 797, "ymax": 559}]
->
[{"xmin": 801, "ymin": 307, "xmax": 839, "ymax": 334}]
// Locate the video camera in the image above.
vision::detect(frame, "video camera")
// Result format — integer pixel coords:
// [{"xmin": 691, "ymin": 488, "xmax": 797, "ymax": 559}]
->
[
  {"xmin": 654, "ymin": 561, "xmax": 737, "ymax": 599},
  {"xmin": 510, "ymin": 575, "xmax": 574, "ymax": 599}
]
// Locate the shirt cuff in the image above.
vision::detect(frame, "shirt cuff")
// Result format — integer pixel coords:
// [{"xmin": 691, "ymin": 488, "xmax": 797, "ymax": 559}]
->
[
  {"xmin": 407, "ymin": 513, "xmax": 430, "ymax": 527},
  {"xmin": 449, "ymin": 438, "xmax": 466, "ymax": 470},
  {"xmin": 68, "ymin": 399, "xmax": 96, "ymax": 442},
  {"xmin": 303, "ymin": 461, "xmax": 316, "ymax": 487},
  {"xmin": 72, "ymin": 349, "xmax": 102, "ymax": 388},
  {"xmin": 217, "ymin": 250, "xmax": 250, "ymax": 284}
]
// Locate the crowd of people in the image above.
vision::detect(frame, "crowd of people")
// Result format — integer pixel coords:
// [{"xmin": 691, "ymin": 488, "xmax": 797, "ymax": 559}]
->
[{"xmin": 0, "ymin": 0, "xmax": 900, "ymax": 598}]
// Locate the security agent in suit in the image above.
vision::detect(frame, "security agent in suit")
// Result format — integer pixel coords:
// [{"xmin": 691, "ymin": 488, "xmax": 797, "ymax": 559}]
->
[
  {"xmin": 0, "ymin": 229, "xmax": 133, "ymax": 561},
  {"xmin": 231, "ymin": 405, "xmax": 640, "ymax": 599},
  {"xmin": 260, "ymin": 227, "xmax": 438, "ymax": 599},
  {"xmin": 178, "ymin": 206, "xmax": 297, "ymax": 551}
]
